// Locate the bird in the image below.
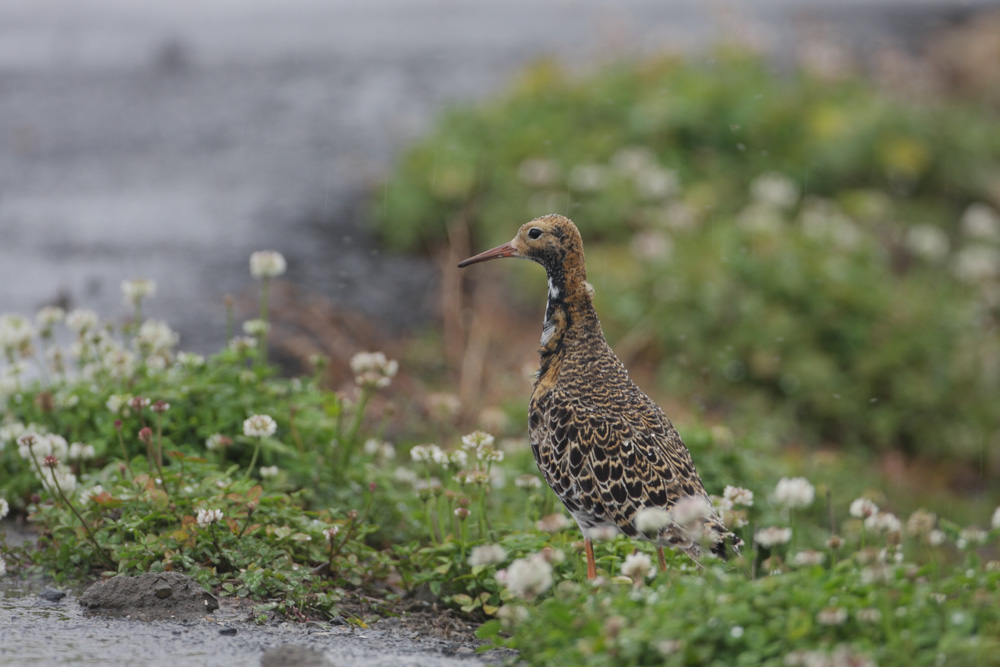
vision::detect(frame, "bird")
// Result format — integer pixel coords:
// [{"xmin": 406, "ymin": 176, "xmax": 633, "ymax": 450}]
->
[{"xmin": 458, "ymin": 214, "xmax": 741, "ymax": 578}]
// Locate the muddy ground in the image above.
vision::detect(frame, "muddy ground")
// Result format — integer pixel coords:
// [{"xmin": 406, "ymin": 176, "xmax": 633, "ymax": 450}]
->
[{"xmin": 1, "ymin": 566, "xmax": 517, "ymax": 667}]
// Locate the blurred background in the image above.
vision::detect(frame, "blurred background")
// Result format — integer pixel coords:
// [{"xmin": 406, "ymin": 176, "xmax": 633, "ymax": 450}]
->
[{"xmin": 2, "ymin": 0, "xmax": 999, "ymax": 496}]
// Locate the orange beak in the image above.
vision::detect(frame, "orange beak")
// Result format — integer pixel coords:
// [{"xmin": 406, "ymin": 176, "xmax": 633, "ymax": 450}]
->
[{"xmin": 457, "ymin": 242, "xmax": 518, "ymax": 268}]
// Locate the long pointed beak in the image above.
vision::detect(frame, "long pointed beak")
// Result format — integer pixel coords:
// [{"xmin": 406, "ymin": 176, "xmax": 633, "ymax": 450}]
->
[{"xmin": 457, "ymin": 242, "xmax": 518, "ymax": 268}]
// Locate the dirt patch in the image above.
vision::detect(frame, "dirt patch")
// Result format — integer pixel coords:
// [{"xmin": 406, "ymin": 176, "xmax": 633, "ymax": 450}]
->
[{"xmin": 78, "ymin": 572, "xmax": 220, "ymax": 621}]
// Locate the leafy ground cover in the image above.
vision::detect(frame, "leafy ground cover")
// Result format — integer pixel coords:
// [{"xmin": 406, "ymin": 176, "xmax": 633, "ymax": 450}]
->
[
  {"xmin": 3, "ymin": 49, "xmax": 1000, "ymax": 666},
  {"xmin": 1, "ymin": 252, "xmax": 998, "ymax": 665},
  {"xmin": 373, "ymin": 50, "xmax": 1000, "ymax": 469}
]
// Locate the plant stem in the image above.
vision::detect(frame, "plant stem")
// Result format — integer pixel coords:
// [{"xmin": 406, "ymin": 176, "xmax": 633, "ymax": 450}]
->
[
  {"xmin": 343, "ymin": 388, "xmax": 372, "ymax": 459},
  {"xmin": 258, "ymin": 277, "xmax": 270, "ymax": 366},
  {"xmin": 243, "ymin": 437, "xmax": 263, "ymax": 481},
  {"xmin": 115, "ymin": 428, "xmax": 134, "ymax": 479},
  {"xmin": 29, "ymin": 450, "xmax": 115, "ymax": 569}
]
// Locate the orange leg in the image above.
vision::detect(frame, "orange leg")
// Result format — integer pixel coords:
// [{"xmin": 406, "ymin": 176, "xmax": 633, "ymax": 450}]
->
[
  {"xmin": 585, "ymin": 537, "xmax": 597, "ymax": 579},
  {"xmin": 657, "ymin": 546, "xmax": 667, "ymax": 573}
]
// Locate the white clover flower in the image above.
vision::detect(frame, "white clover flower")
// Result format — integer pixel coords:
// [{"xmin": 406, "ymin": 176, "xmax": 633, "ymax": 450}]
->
[
  {"xmin": 242, "ymin": 319, "xmax": 271, "ymax": 337},
  {"xmin": 961, "ymin": 203, "xmax": 1000, "ymax": 240},
  {"xmin": 611, "ymin": 146, "xmax": 657, "ymax": 175},
  {"xmin": 461, "ymin": 430, "xmax": 495, "ymax": 451},
  {"xmin": 791, "ymin": 550, "xmax": 826, "ymax": 567},
  {"xmin": 425, "ymin": 393, "xmax": 461, "ymax": 419},
  {"xmin": 670, "ymin": 495, "xmax": 713, "ymax": 527},
  {"xmin": 567, "ymin": 163, "xmax": 608, "ymax": 192},
  {"xmin": 959, "ymin": 526, "xmax": 988, "ymax": 547},
  {"xmin": 121, "ymin": 279, "xmax": 157, "ymax": 306},
  {"xmin": 927, "ymin": 529, "xmax": 946, "ymax": 547},
  {"xmin": 857, "ymin": 608, "xmax": 882, "ymax": 624},
  {"xmin": 35, "ymin": 306, "xmax": 65, "ymax": 329},
  {"xmin": 864, "ymin": 511, "xmax": 902, "ymax": 534},
  {"xmin": 176, "ymin": 352, "xmax": 205, "ymax": 368},
  {"xmin": 80, "ymin": 485, "xmax": 104, "ymax": 502},
  {"xmin": 656, "ymin": 640, "xmax": 685, "ymax": 656},
  {"xmin": 634, "ymin": 168, "xmax": 679, "ymax": 201},
  {"xmin": 323, "ymin": 525, "xmax": 340, "ymax": 542},
  {"xmin": 750, "ymin": 172, "xmax": 799, "ymax": 209},
  {"xmin": 68, "ymin": 442, "xmax": 96, "ymax": 460},
  {"xmin": 501, "ymin": 554, "xmax": 554, "ymax": 600},
  {"xmin": 906, "ymin": 509, "xmax": 937, "ymax": 536},
  {"xmin": 515, "ymin": 474, "xmax": 542, "ymax": 490},
  {"xmin": 730, "ymin": 626, "xmax": 744, "ymax": 639},
  {"xmin": 350, "ymin": 351, "xmax": 398, "ymax": 389},
  {"xmin": 452, "ymin": 470, "xmax": 475, "ymax": 485},
  {"xmin": 723, "ymin": 485, "xmax": 754, "ymax": 507},
  {"xmin": 634, "ymin": 506, "xmax": 671, "ymax": 535},
  {"xmin": 103, "ymin": 348, "xmax": 137, "ymax": 380},
  {"xmin": 0, "ymin": 497, "xmax": 8, "ymax": 519},
  {"xmin": 243, "ymin": 414, "xmax": 277, "ymax": 438},
  {"xmin": 197, "ymin": 508, "xmax": 224, "ymax": 526},
  {"xmin": 229, "ymin": 336, "xmax": 258, "ymax": 352},
  {"xmin": 517, "ymin": 158, "xmax": 561, "ymax": 188},
  {"xmin": 135, "ymin": 319, "xmax": 179, "ymax": 358},
  {"xmin": 409, "ymin": 444, "xmax": 432, "ymax": 462},
  {"xmin": 817, "ymin": 607, "xmax": 848, "ymax": 626},
  {"xmin": 448, "ymin": 449, "xmax": 468, "ymax": 468},
  {"xmin": 468, "ymin": 544, "xmax": 508, "ymax": 568},
  {"xmin": 205, "ymin": 433, "xmax": 231, "ymax": 450},
  {"xmin": 536, "ymin": 513, "xmax": 569, "ymax": 533},
  {"xmin": 104, "ymin": 394, "xmax": 132, "ymax": 415},
  {"xmin": 754, "ymin": 526, "xmax": 792, "ymax": 548},
  {"xmin": 249, "ymin": 250, "xmax": 287, "ymax": 278},
  {"xmin": 850, "ymin": 497, "xmax": 880, "ymax": 519},
  {"xmin": 952, "ymin": 245, "xmax": 1000, "ymax": 284},
  {"xmin": 65, "ymin": 309, "xmax": 99, "ymax": 334},
  {"xmin": 259, "ymin": 465, "xmax": 279, "ymax": 478},
  {"xmin": 992, "ymin": 506, "xmax": 1000, "ymax": 531},
  {"xmin": 429, "ymin": 446, "xmax": 449, "ymax": 467},
  {"xmin": 773, "ymin": 477, "xmax": 815, "ymax": 509},
  {"xmin": 0, "ymin": 422, "xmax": 26, "ymax": 446},
  {"xmin": 629, "ymin": 230, "xmax": 673, "ymax": 262},
  {"xmin": 37, "ymin": 465, "xmax": 76, "ymax": 493},
  {"xmin": 903, "ymin": 224, "xmax": 949, "ymax": 261},
  {"xmin": 44, "ymin": 434, "xmax": 69, "ymax": 460},
  {"xmin": 0, "ymin": 314, "xmax": 36, "ymax": 355},
  {"xmin": 621, "ymin": 552, "xmax": 654, "ymax": 581}
]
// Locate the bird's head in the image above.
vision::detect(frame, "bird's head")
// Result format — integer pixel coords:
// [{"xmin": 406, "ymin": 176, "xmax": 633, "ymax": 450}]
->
[{"xmin": 457, "ymin": 214, "xmax": 584, "ymax": 274}]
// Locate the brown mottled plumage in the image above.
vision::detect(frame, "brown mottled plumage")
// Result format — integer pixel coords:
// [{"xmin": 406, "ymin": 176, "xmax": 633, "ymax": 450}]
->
[{"xmin": 459, "ymin": 214, "xmax": 741, "ymax": 577}]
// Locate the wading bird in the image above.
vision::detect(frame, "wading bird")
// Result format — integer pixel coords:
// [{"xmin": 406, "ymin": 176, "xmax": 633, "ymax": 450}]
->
[{"xmin": 459, "ymin": 214, "xmax": 741, "ymax": 578}]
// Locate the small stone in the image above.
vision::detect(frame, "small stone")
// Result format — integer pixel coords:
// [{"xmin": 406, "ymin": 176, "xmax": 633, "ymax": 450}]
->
[
  {"xmin": 39, "ymin": 587, "xmax": 67, "ymax": 602},
  {"xmin": 155, "ymin": 585, "xmax": 173, "ymax": 599},
  {"xmin": 219, "ymin": 627, "xmax": 238, "ymax": 636},
  {"xmin": 455, "ymin": 646, "xmax": 475, "ymax": 655}
]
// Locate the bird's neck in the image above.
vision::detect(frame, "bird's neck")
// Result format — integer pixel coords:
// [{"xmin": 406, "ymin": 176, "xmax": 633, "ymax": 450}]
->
[{"xmin": 535, "ymin": 263, "xmax": 600, "ymax": 391}]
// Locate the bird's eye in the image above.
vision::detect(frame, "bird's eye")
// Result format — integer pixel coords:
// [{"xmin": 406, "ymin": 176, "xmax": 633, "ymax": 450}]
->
[{"xmin": 528, "ymin": 228, "xmax": 543, "ymax": 240}]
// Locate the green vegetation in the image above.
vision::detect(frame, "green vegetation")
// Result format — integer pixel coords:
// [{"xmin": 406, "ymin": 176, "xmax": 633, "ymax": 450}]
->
[
  {"xmin": 3, "ymin": 50, "xmax": 1000, "ymax": 666},
  {"xmin": 374, "ymin": 51, "xmax": 1000, "ymax": 466}
]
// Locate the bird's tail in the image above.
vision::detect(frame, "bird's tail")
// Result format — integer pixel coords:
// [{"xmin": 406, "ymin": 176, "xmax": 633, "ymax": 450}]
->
[{"xmin": 710, "ymin": 530, "xmax": 743, "ymax": 560}]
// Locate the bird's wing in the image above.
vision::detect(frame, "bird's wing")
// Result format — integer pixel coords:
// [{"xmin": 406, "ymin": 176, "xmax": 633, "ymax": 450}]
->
[{"xmin": 535, "ymin": 387, "xmax": 711, "ymax": 536}]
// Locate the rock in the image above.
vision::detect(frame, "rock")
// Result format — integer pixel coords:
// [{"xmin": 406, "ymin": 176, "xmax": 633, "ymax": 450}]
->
[
  {"xmin": 219, "ymin": 627, "xmax": 238, "ymax": 636},
  {"xmin": 78, "ymin": 572, "xmax": 219, "ymax": 621},
  {"xmin": 39, "ymin": 586, "xmax": 67, "ymax": 602},
  {"xmin": 260, "ymin": 644, "xmax": 333, "ymax": 667}
]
